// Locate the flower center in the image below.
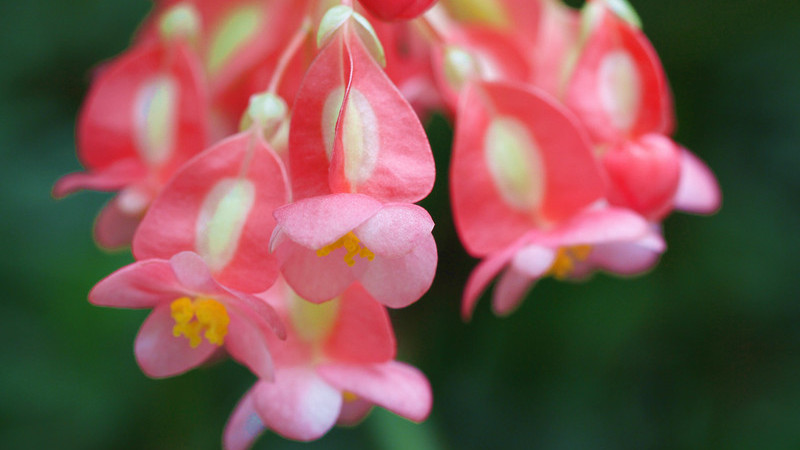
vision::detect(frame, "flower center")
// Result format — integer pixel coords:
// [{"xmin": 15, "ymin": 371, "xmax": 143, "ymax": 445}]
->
[
  {"xmin": 315, "ymin": 231, "xmax": 375, "ymax": 267},
  {"xmin": 170, "ymin": 297, "xmax": 230, "ymax": 348},
  {"xmin": 548, "ymin": 245, "xmax": 593, "ymax": 279}
]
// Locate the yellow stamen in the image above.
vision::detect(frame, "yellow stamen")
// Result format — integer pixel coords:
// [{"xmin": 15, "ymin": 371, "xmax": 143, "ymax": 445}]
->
[
  {"xmin": 170, "ymin": 297, "xmax": 230, "ymax": 348},
  {"xmin": 316, "ymin": 232, "xmax": 375, "ymax": 267},
  {"xmin": 548, "ymin": 245, "xmax": 593, "ymax": 280},
  {"xmin": 342, "ymin": 391, "xmax": 359, "ymax": 403}
]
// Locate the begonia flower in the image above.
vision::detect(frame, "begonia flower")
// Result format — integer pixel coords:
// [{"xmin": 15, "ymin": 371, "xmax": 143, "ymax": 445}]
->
[
  {"xmin": 289, "ymin": 9, "xmax": 435, "ymax": 203},
  {"xmin": 450, "ymin": 80, "xmax": 605, "ymax": 256},
  {"xmin": 462, "ymin": 205, "xmax": 652, "ymax": 318},
  {"xmin": 53, "ymin": 29, "xmax": 208, "ymax": 249},
  {"xmin": 133, "ymin": 130, "xmax": 291, "ymax": 294},
  {"xmin": 270, "ymin": 193, "xmax": 437, "ymax": 307},
  {"xmin": 222, "ymin": 280, "xmax": 431, "ymax": 447},
  {"xmin": 89, "ymin": 251, "xmax": 285, "ymax": 379}
]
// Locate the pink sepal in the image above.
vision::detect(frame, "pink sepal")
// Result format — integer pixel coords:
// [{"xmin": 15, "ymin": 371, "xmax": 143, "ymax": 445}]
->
[{"xmin": 317, "ymin": 360, "xmax": 432, "ymax": 423}]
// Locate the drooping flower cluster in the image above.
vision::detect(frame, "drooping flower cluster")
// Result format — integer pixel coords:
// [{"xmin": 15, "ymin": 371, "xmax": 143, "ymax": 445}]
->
[{"xmin": 55, "ymin": 0, "xmax": 719, "ymax": 447}]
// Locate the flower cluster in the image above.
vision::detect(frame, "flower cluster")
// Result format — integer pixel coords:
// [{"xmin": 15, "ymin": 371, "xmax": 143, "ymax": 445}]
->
[{"xmin": 55, "ymin": 0, "xmax": 719, "ymax": 447}]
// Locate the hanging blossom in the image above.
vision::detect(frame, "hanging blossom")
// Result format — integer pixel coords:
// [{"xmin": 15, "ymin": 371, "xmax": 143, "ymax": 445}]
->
[{"xmin": 54, "ymin": 0, "xmax": 720, "ymax": 446}]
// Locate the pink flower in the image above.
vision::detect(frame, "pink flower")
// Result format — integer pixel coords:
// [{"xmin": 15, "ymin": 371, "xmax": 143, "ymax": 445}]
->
[
  {"xmin": 222, "ymin": 280, "xmax": 432, "ymax": 447},
  {"xmin": 133, "ymin": 130, "xmax": 291, "ymax": 294},
  {"xmin": 89, "ymin": 252, "xmax": 285, "ymax": 379},
  {"xmin": 462, "ymin": 207, "xmax": 655, "ymax": 318},
  {"xmin": 53, "ymin": 37, "xmax": 208, "ymax": 249},
  {"xmin": 270, "ymin": 193, "xmax": 437, "ymax": 308},
  {"xmin": 288, "ymin": 14, "xmax": 435, "ymax": 203}
]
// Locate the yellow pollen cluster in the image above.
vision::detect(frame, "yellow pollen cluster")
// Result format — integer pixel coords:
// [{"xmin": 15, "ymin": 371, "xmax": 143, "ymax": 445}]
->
[
  {"xmin": 548, "ymin": 245, "xmax": 593, "ymax": 279},
  {"xmin": 316, "ymin": 231, "xmax": 375, "ymax": 266},
  {"xmin": 170, "ymin": 296, "xmax": 230, "ymax": 348}
]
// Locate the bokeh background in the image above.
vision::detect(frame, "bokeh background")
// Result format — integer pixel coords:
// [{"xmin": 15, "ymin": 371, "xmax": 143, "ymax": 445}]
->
[{"xmin": 2, "ymin": 0, "xmax": 799, "ymax": 448}]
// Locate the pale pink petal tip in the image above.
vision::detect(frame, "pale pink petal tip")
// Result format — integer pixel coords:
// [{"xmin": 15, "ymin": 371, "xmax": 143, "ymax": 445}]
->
[
  {"xmin": 673, "ymin": 149, "xmax": 722, "ymax": 215},
  {"xmin": 223, "ymin": 389, "xmax": 266, "ymax": 450}
]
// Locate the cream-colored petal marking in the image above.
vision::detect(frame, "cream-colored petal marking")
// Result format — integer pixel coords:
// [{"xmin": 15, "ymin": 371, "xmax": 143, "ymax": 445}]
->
[
  {"xmin": 598, "ymin": 50, "xmax": 641, "ymax": 132},
  {"xmin": 484, "ymin": 116, "xmax": 545, "ymax": 212},
  {"xmin": 133, "ymin": 75, "xmax": 177, "ymax": 166},
  {"xmin": 195, "ymin": 178, "xmax": 256, "ymax": 272}
]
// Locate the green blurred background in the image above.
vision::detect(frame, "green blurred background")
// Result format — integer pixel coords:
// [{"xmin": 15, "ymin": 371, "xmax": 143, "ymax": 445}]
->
[{"xmin": 2, "ymin": 0, "xmax": 799, "ymax": 448}]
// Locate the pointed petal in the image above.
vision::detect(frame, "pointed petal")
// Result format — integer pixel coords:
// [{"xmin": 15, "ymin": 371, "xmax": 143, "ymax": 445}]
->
[
  {"xmin": 358, "ymin": 232, "xmax": 437, "ymax": 308},
  {"xmin": 588, "ymin": 227, "xmax": 665, "ymax": 275},
  {"xmin": 252, "ymin": 367, "xmax": 342, "ymax": 441},
  {"xmin": 354, "ymin": 204, "xmax": 434, "ymax": 258},
  {"xmin": 223, "ymin": 387, "xmax": 266, "ymax": 450},
  {"xmin": 673, "ymin": 148, "xmax": 721, "ymax": 215},
  {"xmin": 134, "ymin": 303, "xmax": 217, "ymax": 378},
  {"xmin": 324, "ymin": 284, "xmax": 396, "ymax": 364},
  {"xmin": 492, "ymin": 267, "xmax": 534, "ymax": 316},
  {"xmin": 317, "ymin": 361, "xmax": 432, "ymax": 422},
  {"xmin": 89, "ymin": 259, "xmax": 182, "ymax": 309},
  {"xmin": 328, "ymin": 31, "xmax": 435, "ymax": 203},
  {"xmin": 134, "ymin": 132, "xmax": 289, "ymax": 293},
  {"xmin": 272, "ymin": 193, "xmax": 382, "ymax": 250},
  {"xmin": 451, "ymin": 81, "xmax": 604, "ymax": 256},
  {"xmin": 52, "ymin": 159, "xmax": 145, "ymax": 197}
]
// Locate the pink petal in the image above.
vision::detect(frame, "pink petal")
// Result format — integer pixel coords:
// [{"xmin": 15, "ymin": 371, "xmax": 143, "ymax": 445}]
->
[
  {"xmin": 358, "ymin": 0, "xmax": 437, "ymax": 21},
  {"xmin": 324, "ymin": 284, "xmax": 396, "ymax": 364},
  {"xmin": 461, "ymin": 240, "xmax": 525, "ymax": 320},
  {"xmin": 274, "ymin": 238, "xmax": 357, "ymax": 303},
  {"xmin": 492, "ymin": 267, "xmax": 534, "ymax": 316},
  {"xmin": 272, "ymin": 193, "xmax": 382, "ymax": 250},
  {"xmin": 354, "ymin": 204, "xmax": 434, "ymax": 258},
  {"xmin": 450, "ymin": 81, "xmax": 604, "ymax": 256},
  {"xmin": 225, "ymin": 310, "xmax": 275, "ymax": 381},
  {"xmin": 252, "ymin": 367, "xmax": 342, "ymax": 441},
  {"xmin": 358, "ymin": 232, "xmax": 437, "ymax": 308},
  {"xmin": 134, "ymin": 132, "xmax": 289, "ymax": 293},
  {"xmin": 673, "ymin": 148, "xmax": 722, "ymax": 215},
  {"xmin": 317, "ymin": 361, "xmax": 432, "ymax": 423},
  {"xmin": 169, "ymin": 251, "xmax": 222, "ymax": 295},
  {"xmin": 134, "ymin": 303, "xmax": 217, "ymax": 378},
  {"xmin": 327, "ymin": 31, "xmax": 435, "ymax": 203},
  {"xmin": 539, "ymin": 207, "xmax": 648, "ymax": 248},
  {"xmin": 93, "ymin": 196, "xmax": 146, "ymax": 250},
  {"xmin": 337, "ymin": 397, "xmax": 373, "ymax": 426},
  {"xmin": 223, "ymin": 387, "xmax": 266, "ymax": 450},
  {"xmin": 89, "ymin": 259, "xmax": 182, "ymax": 309},
  {"xmin": 587, "ymin": 227, "xmax": 665, "ymax": 275},
  {"xmin": 510, "ymin": 245, "xmax": 556, "ymax": 277}
]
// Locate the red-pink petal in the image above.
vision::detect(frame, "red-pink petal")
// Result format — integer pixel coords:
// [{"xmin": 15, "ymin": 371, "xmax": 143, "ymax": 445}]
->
[
  {"xmin": 673, "ymin": 148, "xmax": 722, "ymax": 215},
  {"xmin": 223, "ymin": 387, "xmax": 265, "ymax": 450},
  {"xmin": 89, "ymin": 259, "xmax": 182, "ymax": 309},
  {"xmin": 461, "ymin": 240, "xmax": 525, "ymax": 320},
  {"xmin": 324, "ymin": 284, "xmax": 396, "ymax": 364},
  {"xmin": 52, "ymin": 159, "xmax": 145, "ymax": 197},
  {"xmin": 587, "ymin": 227, "xmax": 665, "ymax": 275},
  {"xmin": 252, "ymin": 367, "xmax": 342, "ymax": 441},
  {"xmin": 358, "ymin": 232, "xmax": 437, "ymax": 308},
  {"xmin": 134, "ymin": 132, "xmax": 289, "ymax": 293},
  {"xmin": 93, "ymin": 195, "xmax": 147, "ymax": 250},
  {"xmin": 539, "ymin": 207, "xmax": 649, "ymax": 248},
  {"xmin": 451, "ymin": 81, "xmax": 604, "ymax": 256},
  {"xmin": 134, "ymin": 303, "xmax": 217, "ymax": 378},
  {"xmin": 317, "ymin": 361, "xmax": 432, "ymax": 422},
  {"xmin": 272, "ymin": 193, "xmax": 382, "ymax": 250}
]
